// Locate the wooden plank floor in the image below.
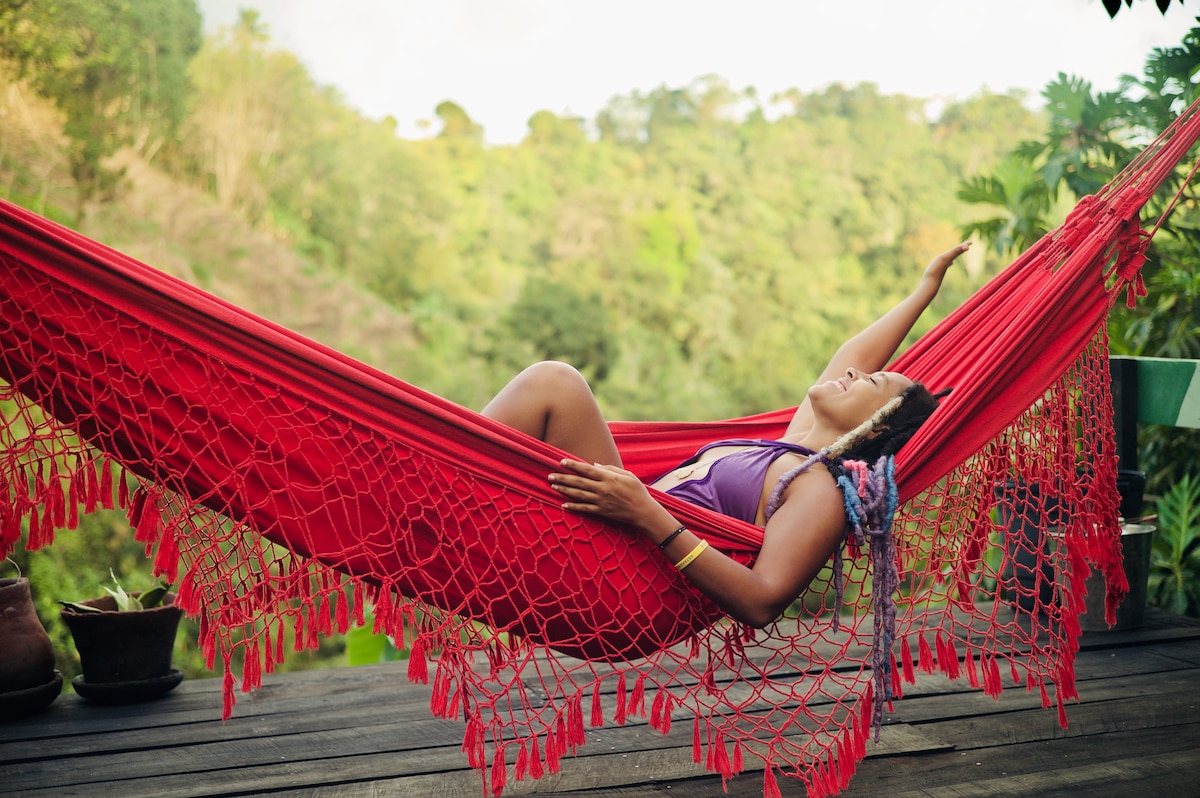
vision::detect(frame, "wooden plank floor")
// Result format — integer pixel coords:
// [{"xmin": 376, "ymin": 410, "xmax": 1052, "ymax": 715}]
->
[{"xmin": 3, "ymin": 608, "xmax": 1198, "ymax": 798}]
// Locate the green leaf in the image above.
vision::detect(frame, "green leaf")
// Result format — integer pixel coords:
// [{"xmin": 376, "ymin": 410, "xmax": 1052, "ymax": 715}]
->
[
  {"xmin": 101, "ymin": 568, "xmax": 142, "ymax": 611},
  {"xmin": 57, "ymin": 600, "xmax": 103, "ymax": 613},
  {"xmin": 138, "ymin": 583, "xmax": 171, "ymax": 609}
]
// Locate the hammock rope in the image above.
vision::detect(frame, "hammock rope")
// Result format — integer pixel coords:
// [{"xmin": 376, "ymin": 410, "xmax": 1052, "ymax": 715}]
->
[{"xmin": 3, "ymin": 96, "xmax": 1200, "ymax": 798}]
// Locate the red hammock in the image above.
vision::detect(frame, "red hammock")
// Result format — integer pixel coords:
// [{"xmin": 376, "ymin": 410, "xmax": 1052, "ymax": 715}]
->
[{"xmin": 2, "ymin": 98, "xmax": 1198, "ymax": 798}]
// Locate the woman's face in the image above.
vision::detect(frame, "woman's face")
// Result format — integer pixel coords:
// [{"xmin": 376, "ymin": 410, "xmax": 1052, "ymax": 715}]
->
[{"xmin": 810, "ymin": 368, "xmax": 912, "ymax": 432}]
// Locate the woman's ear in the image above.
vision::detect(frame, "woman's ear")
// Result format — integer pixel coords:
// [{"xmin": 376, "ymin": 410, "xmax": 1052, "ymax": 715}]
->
[{"xmin": 865, "ymin": 424, "xmax": 890, "ymax": 441}]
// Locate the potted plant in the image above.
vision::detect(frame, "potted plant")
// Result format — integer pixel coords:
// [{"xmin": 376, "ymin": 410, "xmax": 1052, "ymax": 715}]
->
[
  {"xmin": 0, "ymin": 563, "xmax": 62, "ymax": 720},
  {"xmin": 58, "ymin": 571, "xmax": 184, "ymax": 704}
]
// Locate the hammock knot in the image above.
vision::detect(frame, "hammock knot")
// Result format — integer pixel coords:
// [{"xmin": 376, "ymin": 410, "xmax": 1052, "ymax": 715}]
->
[
  {"xmin": 1059, "ymin": 194, "xmax": 1100, "ymax": 250},
  {"xmin": 1113, "ymin": 216, "xmax": 1151, "ymax": 308}
]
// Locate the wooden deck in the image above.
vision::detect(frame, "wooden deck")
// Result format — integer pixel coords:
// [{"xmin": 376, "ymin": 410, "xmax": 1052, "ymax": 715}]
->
[{"xmin": 3, "ymin": 607, "xmax": 1199, "ymax": 798}]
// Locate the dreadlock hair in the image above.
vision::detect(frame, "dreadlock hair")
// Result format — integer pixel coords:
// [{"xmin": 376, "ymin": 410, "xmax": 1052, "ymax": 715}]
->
[
  {"xmin": 828, "ymin": 382, "xmax": 950, "ymax": 464},
  {"xmin": 763, "ymin": 381, "xmax": 950, "ymax": 742}
]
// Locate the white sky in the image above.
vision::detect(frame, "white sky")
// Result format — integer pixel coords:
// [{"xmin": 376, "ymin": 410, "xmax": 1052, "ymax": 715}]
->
[{"xmin": 195, "ymin": 0, "xmax": 1200, "ymax": 144}]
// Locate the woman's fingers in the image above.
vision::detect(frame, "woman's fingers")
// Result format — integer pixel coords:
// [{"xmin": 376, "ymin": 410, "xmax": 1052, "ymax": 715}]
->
[{"xmin": 549, "ymin": 459, "xmax": 650, "ymax": 522}]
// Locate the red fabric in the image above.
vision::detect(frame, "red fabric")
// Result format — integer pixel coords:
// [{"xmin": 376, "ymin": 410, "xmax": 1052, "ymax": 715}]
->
[{"xmin": 3, "ymin": 97, "xmax": 1199, "ymax": 798}]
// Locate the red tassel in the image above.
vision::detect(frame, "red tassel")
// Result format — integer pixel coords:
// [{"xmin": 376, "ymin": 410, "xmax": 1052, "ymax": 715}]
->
[
  {"xmin": 614, "ymin": 672, "xmax": 627, "ymax": 724},
  {"xmin": 263, "ymin": 625, "xmax": 276, "ymax": 675},
  {"xmin": 545, "ymin": 728, "xmax": 562, "ymax": 773},
  {"xmin": 567, "ymin": 693, "xmax": 585, "ymax": 747},
  {"xmin": 293, "ymin": 606, "xmax": 306, "ymax": 651},
  {"xmin": 713, "ymin": 731, "xmax": 731, "ymax": 784},
  {"xmin": 650, "ymin": 688, "xmax": 665, "ymax": 732},
  {"xmin": 854, "ymin": 711, "xmax": 868, "ymax": 760},
  {"xmin": 490, "ymin": 744, "xmax": 507, "ymax": 797},
  {"xmin": 305, "ymin": 602, "xmax": 321, "ymax": 650},
  {"xmin": 939, "ymin": 633, "xmax": 960, "ymax": 680},
  {"xmin": 462, "ymin": 719, "xmax": 483, "ymax": 768},
  {"xmin": 27, "ymin": 507, "xmax": 47, "ymax": 550},
  {"xmin": 554, "ymin": 714, "xmax": 567, "ymax": 758},
  {"xmin": 127, "ymin": 488, "xmax": 147, "ymax": 536},
  {"xmin": 590, "ymin": 683, "xmax": 604, "ymax": 727},
  {"xmin": 840, "ymin": 728, "xmax": 854, "ymax": 787},
  {"xmin": 732, "ymin": 739, "xmax": 744, "ymax": 774},
  {"xmin": 152, "ymin": 520, "xmax": 180, "ymax": 583},
  {"xmin": 372, "ymin": 594, "xmax": 390, "ymax": 633},
  {"xmin": 335, "ymin": 588, "xmax": 350, "ymax": 634},
  {"xmin": 408, "ymin": 636, "xmax": 429, "ymax": 683},
  {"xmin": 763, "ymin": 765, "xmax": 782, "ymax": 798},
  {"xmin": 47, "ymin": 464, "xmax": 65, "ymax": 529},
  {"xmin": 199, "ymin": 616, "xmax": 216, "ymax": 669},
  {"xmin": 2, "ymin": 506, "xmax": 20, "ymax": 551},
  {"xmin": 316, "ymin": 595, "xmax": 333, "ymax": 636},
  {"xmin": 918, "ymin": 633, "xmax": 934, "ymax": 673},
  {"xmin": 84, "ymin": 459, "xmax": 99, "ymax": 513},
  {"xmin": 100, "ymin": 460, "xmax": 114, "ymax": 509},
  {"xmin": 529, "ymin": 735, "xmax": 544, "ymax": 780},
  {"xmin": 991, "ymin": 655, "xmax": 1004, "ymax": 696},
  {"xmin": 964, "ymin": 645, "xmax": 980, "ymax": 689},
  {"xmin": 692, "ymin": 717, "xmax": 702, "ymax": 764},
  {"xmin": 221, "ymin": 666, "xmax": 235, "ymax": 721},
  {"xmin": 243, "ymin": 639, "xmax": 261, "ymax": 693},
  {"xmin": 514, "ymin": 741, "xmax": 528, "ymax": 781},
  {"xmin": 430, "ymin": 670, "xmax": 450, "ymax": 716},
  {"xmin": 66, "ymin": 472, "xmax": 79, "ymax": 530},
  {"xmin": 629, "ymin": 673, "xmax": 646, "ymax": 718}
]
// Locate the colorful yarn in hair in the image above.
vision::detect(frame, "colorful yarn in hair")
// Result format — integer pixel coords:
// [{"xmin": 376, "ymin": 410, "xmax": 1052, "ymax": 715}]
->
[{"xmin": 766, "ymin": 451, "xmax": 900, "ymax": 742}]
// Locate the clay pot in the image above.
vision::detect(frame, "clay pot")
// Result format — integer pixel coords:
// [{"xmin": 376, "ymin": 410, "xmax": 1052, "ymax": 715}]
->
[
  {"xmin": 0, "ymin": 577, "xmax": 62, "ymax": 719},
  {"xmin": 60, "ymin": 593, "xmax": 183, "ymax": 685}
]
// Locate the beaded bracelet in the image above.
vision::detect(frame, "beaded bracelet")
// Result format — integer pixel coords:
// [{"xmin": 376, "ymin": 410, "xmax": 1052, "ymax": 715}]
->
[
  {"xmin": 674, "ymin": 539, "xmax": 709, "ymax": 571},
  {"xmin": 657, "ymin": 525, "xmax": 688, "ymax": 551}
]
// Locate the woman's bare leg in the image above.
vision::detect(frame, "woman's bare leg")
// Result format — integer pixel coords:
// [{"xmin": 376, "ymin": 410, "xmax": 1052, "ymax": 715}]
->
[{"xmin": 481, "ymin": 361, "xmax": 623, "ymax": 466}]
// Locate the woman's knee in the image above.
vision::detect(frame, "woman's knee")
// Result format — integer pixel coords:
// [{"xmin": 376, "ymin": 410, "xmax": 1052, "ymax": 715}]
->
[{"xmin": 518, "ymin": 361, "xmax": 591, "ymax": 396}]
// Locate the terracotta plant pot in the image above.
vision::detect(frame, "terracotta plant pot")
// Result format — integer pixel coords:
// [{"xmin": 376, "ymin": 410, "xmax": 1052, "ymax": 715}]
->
[
  {"xmin": 60, "ymin": 593, "xmax": 184, "ymax": 703},
  {"xmin": 0, "ymin": 577, "xmax": 62, "ymax": 720}
]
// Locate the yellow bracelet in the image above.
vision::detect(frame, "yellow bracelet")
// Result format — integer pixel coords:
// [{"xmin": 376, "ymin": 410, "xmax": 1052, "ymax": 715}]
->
[{"xmin": 674, "ymin": 539, "xmax": 709, "ymax": 571}]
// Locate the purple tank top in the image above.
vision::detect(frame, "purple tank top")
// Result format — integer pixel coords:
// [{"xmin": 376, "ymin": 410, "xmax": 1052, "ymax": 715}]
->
[{"xmin": 658, "ymin": 439, "xmax": 815, "ymax": 524}]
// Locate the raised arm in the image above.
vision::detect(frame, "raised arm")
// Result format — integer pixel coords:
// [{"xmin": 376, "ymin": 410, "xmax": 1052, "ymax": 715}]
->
[{"xmin": 787, "ymin": 242, "xmax": 969, "ymax": 436}]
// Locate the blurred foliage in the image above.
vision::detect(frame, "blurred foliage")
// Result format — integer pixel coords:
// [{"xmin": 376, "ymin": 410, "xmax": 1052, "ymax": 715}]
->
[
  {"xmin": 0, "ymin": 0, "xmax": 201, "ymax": 220},
  {"xmin": 959, "ymin": 24, "xmax": 1200, "ymax": 495},
  {"xmin": 1148, "ymin": 473, "xmax": 1200, "ymax": 616}
]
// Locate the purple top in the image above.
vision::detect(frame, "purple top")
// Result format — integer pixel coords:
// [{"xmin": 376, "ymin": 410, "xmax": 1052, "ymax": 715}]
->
[{"xmin": 658, "ymin": 438, "xmax": 815, "ymax": 524}]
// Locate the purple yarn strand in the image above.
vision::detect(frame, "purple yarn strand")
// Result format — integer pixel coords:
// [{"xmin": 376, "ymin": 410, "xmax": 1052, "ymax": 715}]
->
[{"xmin": 768, "ymin": 453, "xmax": 900, "ymax": 741}]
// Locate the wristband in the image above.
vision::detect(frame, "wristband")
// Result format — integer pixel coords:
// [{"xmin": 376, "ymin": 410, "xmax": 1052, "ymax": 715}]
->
[
  {"xmin": 657, "ymin": 525, "xmax": 688, "ymax": 551},
  {"xmin": 674, "ymin": 539, "xmax": 709, "ymax": 571}
]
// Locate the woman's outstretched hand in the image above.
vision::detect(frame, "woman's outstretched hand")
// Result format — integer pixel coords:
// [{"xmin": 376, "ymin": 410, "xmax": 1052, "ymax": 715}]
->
[
  {"xmin": 549, "ymin": 459, "xmax": 662, "ymax": 528},
  {"xmin": 923, "ymin": 241, "xmax": 971, "ymax": 287}
]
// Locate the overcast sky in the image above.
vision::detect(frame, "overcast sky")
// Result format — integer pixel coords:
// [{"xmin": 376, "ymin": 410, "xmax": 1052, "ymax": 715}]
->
[{"xmin": 194, "ymin": 0, "xmax": 1199, "ymax": 144}]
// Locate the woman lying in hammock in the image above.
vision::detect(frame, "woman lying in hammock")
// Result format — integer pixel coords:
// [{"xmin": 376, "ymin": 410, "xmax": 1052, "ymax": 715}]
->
[{"xmin": 482, "ymin": 242, "xmax": 970, "ymax": 628}]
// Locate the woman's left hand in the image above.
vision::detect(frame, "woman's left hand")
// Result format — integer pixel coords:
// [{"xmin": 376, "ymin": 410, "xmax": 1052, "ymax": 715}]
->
[
  {"xmin": 549, "ymin": 459, "xmax": 660, "ymax": 527},
  {"xmin": 923, "ymin": 241, "xmax": 971, "ymax": 285}
]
